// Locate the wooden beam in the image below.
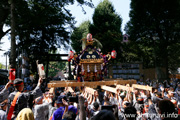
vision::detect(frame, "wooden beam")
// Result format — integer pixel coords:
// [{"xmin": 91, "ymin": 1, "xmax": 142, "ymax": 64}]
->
[
  {"xmin": 101, "ymin": 85, "xmax": 116, "ymax": 93},
  {"xmin": 49, "ymin": 80, "xmax": 75, "ymax": 83},
  {"xmin": 65, "ymin": 87, "xmax": 74, "ymax": 93},
  {"xmin": 116, "ymin": 84, "xmax": 133, "ymax": 91},
  {"xmin": 84, "ymin": 87, "xmax": 96, "ymax": 95},
  {"xmin": 132, "ymin": 84, "xmax": 152, "ymax": 92},
  {"xmin": 101, "ymin": 84, "xmax": 152, "ymax": 93},
  {"xmin": 47, "ymin": 79, "xmax": 136, "ymax": 88}
]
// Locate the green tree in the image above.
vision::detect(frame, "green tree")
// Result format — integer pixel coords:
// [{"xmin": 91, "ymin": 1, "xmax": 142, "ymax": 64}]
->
[
  {"xmin": 71, "ymin": 20, "xmax": 91, "ymax": 53},
  {"xmin": 125, "ymin": 0, "xmax": 180, "ymax": 80},
  {"xmin": 0, "ymin": 0, "xmax": 93, "ymax": 71},
  {"xmin": 0, "ymin": 0, "xmax": 10, "ymax": 40},
  {"xmin": 47, "ymin": 61, "xmax": 66, "ymax": 77},
  {"xmin": 0, "ymin": 63, "xmax": 5, "ymax": 69},
  {"xmin": 89, "ymin": 0, "xmax": 122, "ymax": 59}
]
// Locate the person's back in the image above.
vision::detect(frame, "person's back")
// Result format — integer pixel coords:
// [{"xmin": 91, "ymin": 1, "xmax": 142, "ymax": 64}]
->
[
  {"xmin": 90, "ymin": 102, "xmax": 99, "ymax": 118},
  {"xmin": 7, "ymin": 90, "xmax": 29, "ymax": 117},
  {"xmin": 158, "ymin": 100, "xmax": 179, "ymax": 120},
  {"xmin": 6, "ymin": 78, "xmax": 43, "ymax": 120},
  {"xmin": 93, "ymin": 109, "xmax": 115, "ymax": 120},
  {"xmin": 124, "ymin": 106, "xmax": 137, "ymax": 120},
  {"xmin": 63, "ymin": 111, "xmax": 76, "ymax": 120},
  {"xmin": 52, "ymin": 95, "xmax": 67, "ymax": 120},
  {"xmin": 34, "ymin": 96, "xmax": 51, "ymax": 120}
]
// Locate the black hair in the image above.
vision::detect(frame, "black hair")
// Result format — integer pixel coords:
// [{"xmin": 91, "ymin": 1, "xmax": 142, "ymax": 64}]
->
[
  {"xmin": 120, "ymin": 95, "xmax": 125, "ymax": 101},
  {"xmin": 93, "ymin": 102, "xmax": 99, "ymax": 110},
  {"xmin": 125, "ymin": 102, "xmax": 130, "ymax": 107},
  {"xmin": 137, "ymin": 100, "xmax": 143, "ymax": 104},
  {"xmin": 28, "ymin": 94, "xmax": 34, "ymax": 109},
  {"xmin": 63, "ymin": 111, "xmax": 76, "ymax": 120},
  {"xmin": 93, "ymin": 110, "xmax": 115, "ymax": 120},
  {"xmin": 52, "ymin": 98, "xmax": 56, "ymax": 107},
  {"xmin": 96, "ymin": 86, "xmax": 102, "ymax": 91},
  {"xmin": 66, "ymin": 92, "xmax": 72, "ymax": 98},
  {"xmin": 124, "ymin": 106, "xmax": 137, "ymax": 120},
  {"xmin": 158, "ymin": 100, "xmax": 176, "ymax": 119}
]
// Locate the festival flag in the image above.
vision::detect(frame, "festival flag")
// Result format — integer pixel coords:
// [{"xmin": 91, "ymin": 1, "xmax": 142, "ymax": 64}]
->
[{"xmin": 38, "ymin": 64, "xmax": 46, "ymax": 79}]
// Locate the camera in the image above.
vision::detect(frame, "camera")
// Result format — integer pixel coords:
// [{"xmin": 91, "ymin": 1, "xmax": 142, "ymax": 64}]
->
[{"xmin": 69, "ymin": 96, "xmax": 78, "ymax": 103}]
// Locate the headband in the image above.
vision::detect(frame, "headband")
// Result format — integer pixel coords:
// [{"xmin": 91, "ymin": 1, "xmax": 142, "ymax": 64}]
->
[
  {"xmin": 145, "ymin": 105, "xmax": 149, "ymax": 108},
  {"xmin": 14, "ymin": 82, "xmax": 24, "ymax": 86}
]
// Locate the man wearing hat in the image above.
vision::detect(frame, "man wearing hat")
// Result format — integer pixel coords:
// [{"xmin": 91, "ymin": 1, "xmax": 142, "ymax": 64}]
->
[
  {"xmin": 6, "ymin": 77, "xmax": 43, "ymax": 120},
  {"xmin": 52, "ymin": 95, "xmax": 68, "ymax": 120}
]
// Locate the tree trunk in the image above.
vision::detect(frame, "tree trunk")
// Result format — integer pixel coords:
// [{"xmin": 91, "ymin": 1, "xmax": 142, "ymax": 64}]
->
[
  {"xmin": 10, "ymin": 0, "xmax": 16, "ymax": 68},
  {"xmin": 157, "ymin": 40, "xmax": 169, "ymax": 82}
]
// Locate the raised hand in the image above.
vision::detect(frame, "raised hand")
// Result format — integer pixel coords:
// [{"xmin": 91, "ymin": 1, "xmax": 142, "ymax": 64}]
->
[
  {"xmin": 62, "ymin": 98, "xmax": 68, "ymax": 107},
  {"xmin": 37, "ymin": 77, "xmax": 43, "ymax": 87},
  {"xmin": 5, "ymin": 82, "xmax": 11, "ymax": 90},
  {"xmin": 160, "ymin": 86, "xmax": 164, "ymax": 92}
]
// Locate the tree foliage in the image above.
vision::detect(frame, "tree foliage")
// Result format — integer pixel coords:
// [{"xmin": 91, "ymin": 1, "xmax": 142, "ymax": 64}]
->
[
  {"xmin": 47, "ymin": 61, "xmax": 66, "ymax": 77},
  {"xmin": 0, "ymin": 63, "xmax": 6, "ymax": 69},
  {"xmin": 0, "ymin": 0, "xmax": 93, "ymax": 72},
  {"xmin": 125, "ymin": 0, "xmax": 180, "ymax": 77},
  {"xmin": 71, "ymin": 20, "xmax": 91, "ymax": 53},
  {"xmin": 89, "ymin": 0, "xmax": 123, "ymax": 59},
  {"xmin": 0, "ymin": 0, "xmax": 10, "ymax": 40}
]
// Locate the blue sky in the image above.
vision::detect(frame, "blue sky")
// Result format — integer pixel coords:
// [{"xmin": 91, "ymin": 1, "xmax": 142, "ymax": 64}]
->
[
  {"xmin": 0, "ymin": 0, "xmax": 130, "ymax": 66},
  {"xmin": 68, "ymin": 0, "xmax": 130, "ymax": 32}
]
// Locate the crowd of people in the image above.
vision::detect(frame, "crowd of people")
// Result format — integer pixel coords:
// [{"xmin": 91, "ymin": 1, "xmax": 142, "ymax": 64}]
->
[{"xmin": 1, "ymin": 77, "xmax": 180, "ymax": 120}]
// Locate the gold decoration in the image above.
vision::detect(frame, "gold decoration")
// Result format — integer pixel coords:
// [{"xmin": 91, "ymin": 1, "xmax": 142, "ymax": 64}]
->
[
  {"xmin": 89, "ymin": 51, "xmax": 93, "ymax": 54},
  {"xmin": 80, "ymin": 58, "xmax": 104, "ymax": 64},
  {"xmin": 86, "ymin": 55, "xmax": 90, "ymax": 59},
  {"xmin": 92, "ymin": 55, "xmax": 96, "ymax": 59},
  {"xmin": 86, "ymin": 40, "xmax": 94, "ymax": 46}
]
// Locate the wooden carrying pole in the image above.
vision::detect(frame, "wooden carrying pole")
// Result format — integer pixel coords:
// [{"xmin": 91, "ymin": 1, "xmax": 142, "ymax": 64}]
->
[
  {"xmin": 132, "ymin": 84, "xmax": 152, "ymax": 92},
  {"xmin": 101, "ymin": 84, "xmax": 132, "ymax": 93},
  {"xmin": 84, "ymin": 87, "xmax": 97, "ymax": 95},
  {"xmin": 47, "ymin": 79, "xmax": 137, "ymax": 88},
  {"xmin": 116, "ymin": 84, "xmax": 133, "ymax": 92},
  {"xmin": 101, "ymin": 85, "xmax": 117, "ymax": 93},
  {"xmin": 65, "ymin": 87, "xmax": 74, "ymax": 93},
  {"xmin": 101, "ymin": 84, "xmax": 151, "ymax": 93}
]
